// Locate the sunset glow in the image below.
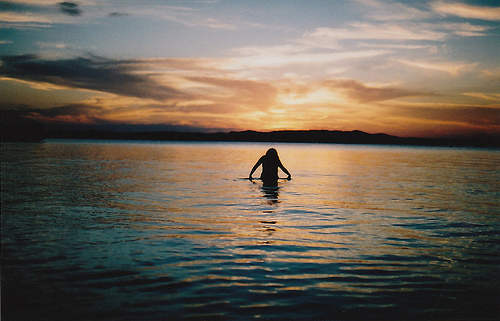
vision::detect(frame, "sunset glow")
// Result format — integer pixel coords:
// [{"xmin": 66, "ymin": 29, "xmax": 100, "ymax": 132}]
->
[{"xmin": 1, "ymin": 0, "xmax": 499, "ymax": 138}]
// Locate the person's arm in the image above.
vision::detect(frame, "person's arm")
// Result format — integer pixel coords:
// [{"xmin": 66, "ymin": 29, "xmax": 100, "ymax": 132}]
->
[
  {"xmin": 249, "ymin": 157, "xmax": 263, "ymax": 179},
  {"xmin": 278, "ymin": 160, "xmax": 291, "ymax": 180}
]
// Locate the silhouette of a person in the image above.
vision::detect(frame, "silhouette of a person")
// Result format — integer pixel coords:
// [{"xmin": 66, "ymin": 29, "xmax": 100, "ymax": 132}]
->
[{"xmin": 249, "ymin": 148, "xmax": 291, "ymax": 187}]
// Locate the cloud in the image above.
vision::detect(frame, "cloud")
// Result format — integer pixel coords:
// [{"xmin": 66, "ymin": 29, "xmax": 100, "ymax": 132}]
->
[
  {"xmin": 481, "ymin": 68, "xmax": 500, "ymax": 81},
  {"xmin": 0, "ymin": 11, "xmax": 52, "ymax": 24},
  {"xmin": 357, "ymin": 0, "xmax": 432, "ymax": 21},
  {"xmin": 394, "ymin": 58, "xmax": 477, "ymax": 76},
  {"xmin": 203, "ymin": 18, "xmax": 237, "ymax": 30},
  {"xmin": 29, "ymin": 103, "xmax": 101, "ymax": 118},
  {"xmin": 15, "ymin": 97, "xmax": 178, "ymax": 126},
  {"xmin": 36, "ymin": 41, "xmax": 72, "ymax": 49},
  {"xmin": 462, "ymin": 92, "xmax": 500, "ymax": 102},
  {"xmin": 322, "ymin": 79, "xmax": 434, "ymax": 103},
  {"xmin": 0, "ymin": 54, "xmax": 282, "ymax": 129},
  {"xmin": 436, "ymin": 22, "xmax": 493, "ymax": 37},
  {"xmin": 301, "ymin": 24, "xmax": 446, "ymax": 49},
  {"xmin": 1, "ymin": 49, "xmax": 497, "ymax": 136},
  {"xmin": 431, "ymin": 1, "xmax": 500, "ymax": 21},
  {"xmin": 130, "ymin": 5, "xmax": 239, "ymax": 30},
  {"xmin": 186, "ymin": 76, "xmax": 278, "ymax": 110},
  {"xmin": 108, "ymin": 12, "xmax": 129, "ymax": 17},
  {"xmin": 0, "ymin": 54, "xmax": 188, "ymax": 101},
  {"xmin": 228, "ymin": 44, "xmax": 390, "ymax": 70},
  {"xmin": 394, "ymin": 105, "xmax": 500, "ymax": 127},
  {"xmin": 19, "ymin": 96, "xmax": 258, "ymax": 131},
  {"xmin": 58, "ymin": 2, "xmax": 81, "ymax": 16},
  {"xmin": 3, "ymin": 1, "xmax": 62, "ymax": 4},
  {"xmin": 300, "ymin": 11, "xmax": 494, "ymax": 49},
  {"xmin": 0, "ymin": 1, "xmax": 84, "ymax": 27},
  {"xmin": 8, "ymin": 102, "xmax": 106, "ymax": 126}
]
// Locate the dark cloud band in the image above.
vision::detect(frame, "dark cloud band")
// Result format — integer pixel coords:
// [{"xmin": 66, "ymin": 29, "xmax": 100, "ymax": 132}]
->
[
  {"xmin": 58, "ymin": 2, "xmax": 81, "ymax": 16},
  {"xmin": 0, "ymin": 54, "xmax": 186, "ymax": 101}
]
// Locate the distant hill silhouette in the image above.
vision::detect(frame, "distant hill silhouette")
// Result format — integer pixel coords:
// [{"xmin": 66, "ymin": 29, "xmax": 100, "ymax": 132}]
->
[
  {"xmin": 1, "ymin": 110, "xmax": 497, "ymax": 146},
  {"xmin": 45, "ymin": 128, "xmax": 499, "ymax": 147}
]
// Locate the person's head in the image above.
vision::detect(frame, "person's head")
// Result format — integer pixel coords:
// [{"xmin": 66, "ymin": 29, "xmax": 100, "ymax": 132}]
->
[{"xmin": 265, "ymin": 148, "xmax": 278, "ymax": 159}]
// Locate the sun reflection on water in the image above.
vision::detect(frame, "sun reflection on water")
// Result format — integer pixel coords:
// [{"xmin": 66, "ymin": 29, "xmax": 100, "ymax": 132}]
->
[{"xmin": 1, "ymin": 141, "xmax": 498, "ymax": 320}]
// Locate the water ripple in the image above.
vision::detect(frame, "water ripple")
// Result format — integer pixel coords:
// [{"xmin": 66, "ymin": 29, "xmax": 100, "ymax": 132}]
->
[{"xmin": 2, "ymin": 142, "xmax": 499, "ymax": 320}]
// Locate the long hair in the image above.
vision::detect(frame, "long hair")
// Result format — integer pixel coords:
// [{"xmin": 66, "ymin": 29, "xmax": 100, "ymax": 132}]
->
[{"xmin": 265, "ymin": 148, "xmax": 278, "ymax": 159}]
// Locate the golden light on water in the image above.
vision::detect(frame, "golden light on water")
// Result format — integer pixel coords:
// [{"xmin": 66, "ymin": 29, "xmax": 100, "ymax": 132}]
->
[{"xmin": 3, "ymin": 140, "xmax": 498, "ymax": 319}]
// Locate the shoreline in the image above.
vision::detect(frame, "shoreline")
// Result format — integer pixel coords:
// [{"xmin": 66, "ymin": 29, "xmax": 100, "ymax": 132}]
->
[{"xmin": 41, "ymin": 129, "xmax": 499, "ymax": 148}]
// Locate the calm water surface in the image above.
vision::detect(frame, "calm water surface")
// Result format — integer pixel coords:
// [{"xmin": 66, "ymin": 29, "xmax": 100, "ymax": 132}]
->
[{"xmin": 2, "ymin": 140, "xmax": 499, "ymax": 320}]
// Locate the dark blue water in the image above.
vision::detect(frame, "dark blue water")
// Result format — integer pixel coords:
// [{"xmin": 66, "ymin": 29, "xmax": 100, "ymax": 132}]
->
[{"xmin": 2, "ymin": 141, "xmax": 499, "ymax": 320}]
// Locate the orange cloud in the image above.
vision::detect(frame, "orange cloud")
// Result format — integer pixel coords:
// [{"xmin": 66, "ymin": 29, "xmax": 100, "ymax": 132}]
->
[
  {"xmin": 432, "ymin": 1, "xmax": 500, "ymax": 21},
  {"xmin": 394, "ymin": 59, "xmax": 477, "ymax": 76},
  {"xmin": 322, "ymin": 79, "xmax": 434, "ymax": 103},
  {"xmin": 2, "ymin": 53, "xmax": 498, "ymax": 138},
  {"xmin": 186, "ymin": 76, "xmax": 278, "ymax": 111}
]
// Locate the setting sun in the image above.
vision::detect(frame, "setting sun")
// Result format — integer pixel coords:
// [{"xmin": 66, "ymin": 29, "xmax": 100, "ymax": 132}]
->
[{"xmin": 1, "ymin": 0, "xmax": 499, "ymax": 138}]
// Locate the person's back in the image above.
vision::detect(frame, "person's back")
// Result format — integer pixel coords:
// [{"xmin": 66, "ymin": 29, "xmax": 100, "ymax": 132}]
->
[
  {"xmin": 249, "ymin": 148, "xmax": 291, "ymax": 186},
  {"xmin": 261, "ymin": 152, "xmax": 279, "ymax": 182}
]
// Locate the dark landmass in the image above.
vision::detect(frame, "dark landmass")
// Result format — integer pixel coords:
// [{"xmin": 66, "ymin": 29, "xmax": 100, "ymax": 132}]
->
[
  {"xmin": 1, "ymin": 110, "xmax": 47, "ymax": 142},
  {"xmin": 44, "ymin": 128, "xmax": 499, "ymax": 148},
  {"xmin": 1, "ymin": 110, "xmax": 498, "ymax": 147}
]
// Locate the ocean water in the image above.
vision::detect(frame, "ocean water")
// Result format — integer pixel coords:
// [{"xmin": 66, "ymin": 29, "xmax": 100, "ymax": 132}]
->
[{"xmin": 1, "ymin": 140, "xmax": 499, "ymax": 320}]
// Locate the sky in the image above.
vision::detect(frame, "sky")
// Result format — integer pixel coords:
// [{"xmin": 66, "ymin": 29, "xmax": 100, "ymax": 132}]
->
[{"xmin": 1, "ymin": 0, "xmax": 499, "ymax": 138}]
